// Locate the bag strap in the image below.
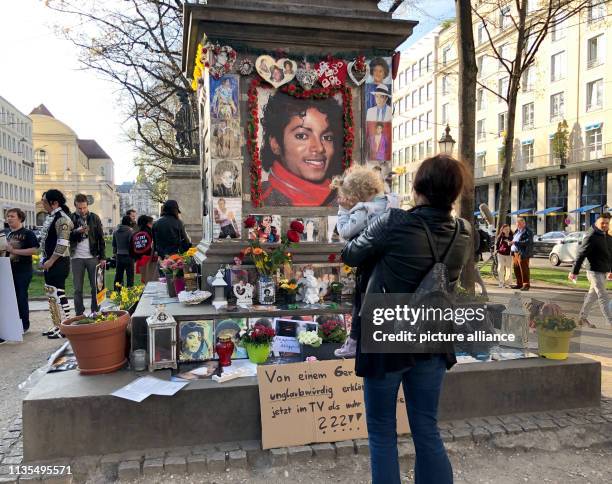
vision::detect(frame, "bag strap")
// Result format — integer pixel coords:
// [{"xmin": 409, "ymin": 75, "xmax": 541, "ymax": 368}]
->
[{"xmin": 413, "ymin": 214, "xmax": 460, "ymax": 264}]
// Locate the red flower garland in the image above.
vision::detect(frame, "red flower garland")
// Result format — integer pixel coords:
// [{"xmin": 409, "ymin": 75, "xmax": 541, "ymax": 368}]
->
[{"xmin": 246, "ymin": 78, "xmax": 354, "ymax": 207}]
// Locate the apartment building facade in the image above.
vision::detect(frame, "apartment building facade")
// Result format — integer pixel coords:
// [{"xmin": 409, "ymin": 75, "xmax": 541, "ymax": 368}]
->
[{"xmin": 394, "ymin": 0, "xmax": 612, "ymax": 233}]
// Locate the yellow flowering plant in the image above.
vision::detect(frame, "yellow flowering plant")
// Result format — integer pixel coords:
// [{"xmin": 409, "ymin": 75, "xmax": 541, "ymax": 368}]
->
[
  {"xmin": 108, "ymin": 284, "xmax": 144, "ymax": 311},
  {"xmin": 181, "ymin": 247, "xmax": 198, "ymax": 272},
  {"xmin": 278, "ymin": 278, "xmax": 299, "ymax": 295}
]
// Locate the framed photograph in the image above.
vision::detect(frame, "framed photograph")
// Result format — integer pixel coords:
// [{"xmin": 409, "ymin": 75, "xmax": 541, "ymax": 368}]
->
[
  {"xmin": 272, "ymin": 317, "xmax": 318, "ymax": 356},
  {"xmin": 247, "ymin": 214, "xmax": 281, "ymax": 243},
  {"xmin": 327, "ymin": 216, "xmax": 345, "ymax": 243},
  {"xmin": 366, "ymin": 121, "xmax": 391, "ymax": 163},
  {"xmin": 210, "ymin": 74, "xmax": 239, "ymax": 121},
  {"xmin": 212, "ymin": 197, "xmax": 242, "ymax": 239},
  {"xmin": 212, "ymin": 159, "xmax": 242, "ymax": 197},
  {"xmin": 178, "ymin": 320, "xmax": 215, "ymax": 363},
  {"xmin": 212, "ymin": 119, "xmax": 242, "ymax": 159},
  {"xmin": 214, "ymin": 318, "xmax": 248, "ymax": 359},
  {"xmin": 295, "ymin": 217, "xmax": 323, "ymax": 242},
  {"xmin": 256, "ymin": 87, "xmax": 344, "ymax": 206}
]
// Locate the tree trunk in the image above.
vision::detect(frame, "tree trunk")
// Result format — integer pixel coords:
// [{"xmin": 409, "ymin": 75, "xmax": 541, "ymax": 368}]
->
[{"xmin": 456, "ymin": 0, "xmax": 477, "ymax": 293}]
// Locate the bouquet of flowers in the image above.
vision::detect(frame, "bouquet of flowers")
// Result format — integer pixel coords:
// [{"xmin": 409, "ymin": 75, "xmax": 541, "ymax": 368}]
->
[
  {"xmin": 160, "ymin": 254, "xmax": 185, "ymax": 277},
  {"xmin": 181, "ymin": 247, "xmax": 198, "ymax": 272},
  {"xmin": 298, "ymin": 330, "xmax": 322, "ymax": 348},
  {"xmin": 236, "ymin": 218, "xmax": 304, "ymax": 277},
  {"xmin": 240, "ymin": 323, "xmax": 276, "ymax": 347},
  {"xmin": 318, "ymin": 318, "xmax": 347, "ymax": 343},
  {"xmin": 278, "ymin": 278, "xmax": 299, "ymax": 295},
  {"xmin": 108, "ymin": 284, "xmax": 144, "ymax": 311},
  {"xmin": 74, "ymin": 312, "xmax": 119, "ymax": 325},
  {"xmin": 535, "ymin": 315, "xmax": 577, "ymax": 332}
]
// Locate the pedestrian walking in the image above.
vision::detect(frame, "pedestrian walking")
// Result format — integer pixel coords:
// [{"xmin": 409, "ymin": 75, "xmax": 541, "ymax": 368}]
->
[
  {"xmin": 113, "ymin": 215, "xmax": 134, "ymax": 287},
  {"xmin": 511, "ymin": 217, "xmax": 534, "ymax": 291},
  {"xmin": 39, "ymin": 189, "xmax": 74, "ymax": 339},
  {"xmin": 5, "ymin": 208, "xmax": 39, "ymax": 333},
  {"xmin": 69, "ymin": 194, "xmax": 106, "ymax": 316},
  {"xmin": 473, "ymin": 223, "xmax": 490, "ymax": 296},
  {"xmin": 130, "ymin": 215, "xmax": 159, "ymax": 284},
  {"xmin": 569, "ymin": 213, "xmax": 612, "ymax": 328},
  {"xmin": 152, "ymin": 200, "xmax": 191, "ymax": 259},
  {"xmin": 495, "ymin": 224, "xmax": 514, "ymax": 288},
  {"xmin": 342, "ymin": 154, "xmax": 471, "ymax": 484}
]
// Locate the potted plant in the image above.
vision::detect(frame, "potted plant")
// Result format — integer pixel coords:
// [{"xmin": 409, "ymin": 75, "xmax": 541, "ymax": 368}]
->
[
  {"xmin": 300, "ymin": 317, "xmax": 347, "ymax": 360},
  {"xmin": 60, "ymin": 311, "xmax": 130, "ymax": 375},
  {"xmin": 329, "ymin": 281, "xmax": 344, "ymax": 302},
  {"xmin": 108, "ymin": 284, "xmax": 144, "ymax": 315},
  {"xmin": 278, "ymin": 278, "xmax": 300, "ymax": 305},
  {"xmin": 181, "ymin": 247, "xmax": 199, "ymax": 291},
  {"xmin": 240, "ymin": 322, "xmax": 276, "ymax": 364},
  {"xmin": 160, "ymin": 254, "xmax": 186, "ymax": 297},
  {"xmin": 237, "ymin": 218, "xmax": 304, "ymax": 305},
  {"xmin": 535, "ymin": 314, "xmax": 577, "ymax": 360}
]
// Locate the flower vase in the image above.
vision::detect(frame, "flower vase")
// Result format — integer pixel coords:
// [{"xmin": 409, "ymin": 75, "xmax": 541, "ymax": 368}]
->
[
  {"xmin": 285, "ymin": 292, "xmax": 296, "ymax": 305},
  {"xmin": 174, "ymin": 276, "xmax": 186, "ymax": 295},
  {"xmin": 165, "ymin": 273, "xmax": 177, "ymax": 298},
  {"xmin": 245, "ymin": 343, "xmax": 271, "ymax": 364},
  {"xmin": 215, "ymin": 335, "xmax": 235, "ymax": 367},
  {"xmin": 257, "ymin": 275, "xmax": 275, "ymax": 305},
  {"xmin": 184, "ymin": 272, "xmax": 198, "ymax": 292}
]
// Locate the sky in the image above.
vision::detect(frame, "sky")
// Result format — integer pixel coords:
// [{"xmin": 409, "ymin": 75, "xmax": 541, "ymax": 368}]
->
[{"xmin": 0, "ymin": 0, "xmax": 454, "ymax": 185}]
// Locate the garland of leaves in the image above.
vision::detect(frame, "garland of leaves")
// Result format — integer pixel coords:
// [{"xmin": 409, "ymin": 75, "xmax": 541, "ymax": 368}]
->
[{"xmin": 247, "ymin": 78, "xmax": 354, "ymax": 208}]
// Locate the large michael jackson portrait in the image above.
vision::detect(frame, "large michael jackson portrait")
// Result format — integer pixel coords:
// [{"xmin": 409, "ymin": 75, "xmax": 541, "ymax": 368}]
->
[{"xmin": 257, "ymin": 89, "xmax": 344, "ymax": 206}]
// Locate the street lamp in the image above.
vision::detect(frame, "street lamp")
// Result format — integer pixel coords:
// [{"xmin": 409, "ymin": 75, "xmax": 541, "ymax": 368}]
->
[{"xmin": 438, "ymin": 124, "xmax": 456, "ymax": 155}]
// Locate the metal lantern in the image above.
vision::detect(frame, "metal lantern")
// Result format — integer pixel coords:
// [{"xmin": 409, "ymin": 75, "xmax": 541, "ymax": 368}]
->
[
  {"xmin": 207, "ymin": 269, "xmax": 228, "ymax": 309},
  {"xmin": 501, "ymin": 292, "xmax": 529, "ymax": 349},
  {"xmin": 438, "ymin": 124, "xmax": 456, "ymax": 155},
  {"xmin": 146, "ymin": 305, "xmax": 178, "ymax": 371}
]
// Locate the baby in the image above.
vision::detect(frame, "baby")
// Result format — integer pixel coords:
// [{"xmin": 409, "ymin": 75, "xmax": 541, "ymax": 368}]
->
[{"xmin": 330, "ymin": 165, "xmax": 394, "ymax": 358}]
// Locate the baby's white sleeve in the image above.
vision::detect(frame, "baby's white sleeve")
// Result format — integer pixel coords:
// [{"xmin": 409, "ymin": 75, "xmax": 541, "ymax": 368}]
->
[{"xmin": 337, "ymin": 206, "xmax": 368, "ymax": 240}]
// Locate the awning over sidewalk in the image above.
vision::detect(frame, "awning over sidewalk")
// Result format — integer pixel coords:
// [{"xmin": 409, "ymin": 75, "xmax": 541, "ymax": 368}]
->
[
  {"xmin": 535, "ymin": 206, "xmax": 563, "ymax": 215},
  {"xmin": 509, "ymin": 208, "xmax": 534, "ymax": 215},
  {"xmin": 569, "ymin": 204, "xmax": 601, "ymax": 213}
]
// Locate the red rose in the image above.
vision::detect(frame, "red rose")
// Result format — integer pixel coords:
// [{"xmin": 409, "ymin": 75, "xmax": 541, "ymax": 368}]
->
[
  {"xmin": 290, "ymin": 220, "xmax": 304, "ymax": 233},
  {"xmin": 288, "ymin": 84, "xmax": 296, "ymax": 91},
  {"xmin": 244, "ymin": 216, "xmax": 257, "ymax": 228},
  {"xmin": 328, "ymin": 254, "xmax": 337, "ymax": 263},
  {"xmin": 286, "ymin": 230, "xmax": 300, "ymax": 243}
]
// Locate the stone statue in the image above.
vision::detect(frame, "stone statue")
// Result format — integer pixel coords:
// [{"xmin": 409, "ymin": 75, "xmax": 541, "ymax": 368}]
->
[
  {"xmin": 174, "ymin": 90, "xmax": 198, "ymax": 157},
  {"xmin": 299, "ymin": 268, "xmax": 320, "ymax": 305}
]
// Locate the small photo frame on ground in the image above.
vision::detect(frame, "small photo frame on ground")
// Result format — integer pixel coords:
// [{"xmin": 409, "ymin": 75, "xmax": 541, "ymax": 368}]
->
[
  {"xmin": 247, "ymin": 214, "xmax": 281, "ymax": 243},
  {"xmin": 178, "ymin": 320, "xmax": 215, "ymax": 363}
]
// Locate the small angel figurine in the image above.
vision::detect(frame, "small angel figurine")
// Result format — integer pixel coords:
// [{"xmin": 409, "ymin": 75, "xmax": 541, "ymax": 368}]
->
[
  {"xmin": 233, "ymin": 280, "xmax": 254, "ymax": 308},
  {"xmin": 299, "ymin": 267, "xmax": 321, "ymax": 305}
]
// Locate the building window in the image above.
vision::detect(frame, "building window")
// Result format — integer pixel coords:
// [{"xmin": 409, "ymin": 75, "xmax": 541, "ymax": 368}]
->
[
  {"xmin": 426, "ymin": 110, "xmax": 432, "ymax": 130},
  {"xmin": 426, "ymin": 53, "xmax": 432, "ymax": 72},
  {"xmin": 442, "ymin": 46, "xmax": 451, "ymax": 66},
  {"xmin": 476, "ymin": 152, "xmax": 486, "ymax": 171},
  {"xmin": 412, "ymin": 118, "xmax": 417, "ymax": 135},
  {"xmin": 404, "ymin": 123, "xmax": 409, "ymax": 138},
  {"xmin": 587, "ymin": 0, "xmax": 606, "ymax": 23},
  {"xmin": 418, "ymin": 142, "xmax": 425, "ymax": 160},
  {"xmin": 587, "ymin": 35, "xmax": 603, "ymax": 68},
  {"xmin": 500, "ymin": 6, "xmax": 511, "ymax": 30},
  {"xmin": 404, "ymin": 147, "xmax": 410, "ymax": 163},
  {"xmin": 426, "ymin": 139, "xmax": 433, "ymax": 157},
  {"xmin": 419, "ymin": 58, "xmax": 424, "ymax": 77},
  {"xmin": 518, "ymin": 178, "xmax": 538, "ymax": 215},
  {"xmin": 477, "ymin": 119, "xmax": 486, "ymax": 141},
  {"xmin": 586, "ymin": 126, "xmax": 603, "ymax": 160},
  {"xmin": 418, "ymin": 114, "xmax": 424, "ymax": 133},
  {"xmin": 442, "ymin": 75, "xmax": 449, "ymax": 95},
  {"xmin": 521, "ymin": 141, "xmax": 534, "ymax": 165},
  {"xmin": 522, "ymin": 102, "xmax": 534, "ymax": 129},
  {"xmin": 399, "ymin": 149, "xmax": 404, "ymax": 164},
  {"xmin": 34, "ymin": 149, "xmax": 48, "ymax": 175},
  {"xmin": 550, "ymin": 92, "xmax": 565, "ymax": 121},
  {"xmin": 411, "ymin": 145, "xmax": 417, "ymax": 162},
  {"xmin": 477, "ymin": 88, "xmax": 486, "ymax": 110},
  {"xmin": 477, "ymin": 23, "xmax": 486, "ymax": 45},
  {"xmin": 498, "ymin": 112, "xmax": 507, "ymax": 136},
  {"xmin": 419, "ymin": 86, "xmax": 424, "ymax": 104},
  {"xmin": 551, "ymin": 14, "xmax": 565, "ymax": 42},
  {"xmin": 551, "ymin": 51, "xmax": 566, "ymax": 81},
  {"xmin": 412, "ymin": 90, "xmax": 417, "ymax": 108},
  {"xmin": 546, "ymin": 174, "xmax": 568, "ymax": 232},
  {"xmin": 498, "ymin": 77, "xmax": 508, "ymax": 100},
  {"xmin": 411, "ymin": 63, "xmax": 417, "ymax": 81},
  {"xmin": 442, "ymin": 103, "xmax": 449, "ymax": 125},
  {"xmin": 498, "ymin": 44, "xmax": 509, "ymax": 70},
  {"xmin": 498, "ymin": 148, "xmax": 505, "ymax": 164},
  {"xmin": 586, "ymin": 79, "xmax": 603, "ymax": 111},
  {"xmin": 393, "ymin": 126, "xmax": 399, "ymax": 141},
  {"xmin": 427, "ymin": 82, "xmax": 432, "ymax": 100},
  {"xmin": 477, "ymin": 55, "xmax": 484, "ymax": 79},
  {"xmin": 522, "ymin": 65, "xmax": 535, "ymax": 91}
]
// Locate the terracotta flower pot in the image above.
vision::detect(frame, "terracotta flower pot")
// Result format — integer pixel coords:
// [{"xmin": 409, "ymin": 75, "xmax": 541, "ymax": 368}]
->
[{"xmin": 60, "ymin": 311, "xmax": 130, "ymax": 375}]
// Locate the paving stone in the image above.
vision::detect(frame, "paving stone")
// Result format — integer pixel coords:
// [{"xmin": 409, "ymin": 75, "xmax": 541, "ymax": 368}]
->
[
  {"xmin": 334, "ymin": 440, "xmax": 355, "ymax": 456},
  {"xmin": 228, "ymin": 450, "xmax": 247, "ymax": 469},
  {"xmin": 164, "ymin": 456, "xmax": 186, "ymax": 475},
  {"xmin": 0, "ymin": 477, "xmax": 17, "ymax": 484},
  {"xmin": 165, "ymin": 447, "xmax": 190, "ymax": 458},
  {"xmin": 5, "ymin": 450, "xmax": 21, "ymax": 458},
  {"xmin": 69, "ymin": 455, "xmax": 100, "ymax": 482},
  {"xmin": 269, "ymin": 448, "xmax": 287, "ymax": 467},
  {"xmin": 438, "ymin": 421, "xmax": 454, "ymax": 430},
  {"xmin": 502, "ymin": 423, "xmax": 523, "ymax": 434},
  {"xmin": 311, "ymin": 443, "xmax": 335, "ymax": 460},
  {"xmin": 440, "ymin": 430, "xmax": 453, "ymax": 442},
  {"xmin": 520, "ymin": 421, "xmax": 540, "ymax": 432},
  {"xmin": 186, "ymin": 455, "xmax": 207, "ymax": 475},
  {"xmin": 117, "ymin": 450, "xmax": 143, "ymax": 462},
  {"xmin": 467, "ymin": 417, "xmax": 489, "ymax": 428},
  {"xmin": 485, "ymin": 424, "xmax": 506, "ymax": 437},
  {"xmin": 206, "ymin": 451, "xmax": 226, "ymax": 472},
  {"xmin": 472, "ymin": 427, "xmax": 491, "ymax": 442},
  {"xmin": 0, "ymin": 458, "xmax": 20, "ymax": 466},
  {"xmin": 40, "ymin": 476, "xmax": 72, "ymax": 484},
  {"xmin": 568, "ymin": 416, "xmax": 590, "ymax": 425},
  {"xmin": 191, "ymin": 444, "xmax": 216, "ymax": 456},
  {"xmin": 286, "ymin": 445, "xmax": 312, "ymax": 463},
  {"xmin": 537, "ymin": 420, "xmax": 558, "ymax": 430},
  {"xmin": 142, "ymin": 458, "xmax": 164, "ymax": 478},
  {"xmin": 398, "ymin": 441, "xmax": 415, "ymax": 457},
  {"xmin": 586, "ymin": 415, "xmax": 607, "ymax": 424},
  {"xmin": 239, "ymin": 440, "xmax": 263, "ymax": 462},
  {"xmin": 602, "ymin": 413, "xmax": 612, "ymax": 423},
  {"xmin": 216, "ymin": 442, "xmax": 241, "ymax": 452},
  {"xmin": 554, "ymin": 417, "xmax": 573, "ymax": 428},
  {"xmin": 118, "ymin": 460, "xmax": 141, "ymax": 481},
  {"xmin": 144, "ymin": 448, "xmax": 167, "ymax": 459},
  {"xmin": 355, "ymin": 439, "xmax": 370, "ymax": 456},
  {"xmin": 450, "ymin": 428, "xmax": 472, "ymax": 441},
  {"xmin": 483, "ymin": 416, "xmax": 503, "ymax": 426},
  {"xmin": 0, "ymin": 466, "xmax": 11, "ymax": 476},
  {"xmin": 451, "ymin": 420, "xmax": 472, "ymax": 429}
]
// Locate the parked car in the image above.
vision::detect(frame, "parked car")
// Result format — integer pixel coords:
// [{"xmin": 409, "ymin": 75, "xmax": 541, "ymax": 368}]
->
[
  {"xmin": 533, "ymin": 231, "xmax": 567, "ymax": 257},
  {"xmin": 549, "ymin": 231, "xmax": 589, "ymax": 268}
]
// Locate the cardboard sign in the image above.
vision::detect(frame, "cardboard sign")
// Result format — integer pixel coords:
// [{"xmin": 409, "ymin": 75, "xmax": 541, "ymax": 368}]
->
[
  {"xmin": 0, "ymin": 258, "xmax": 22, "ymax": 342},
  {"xmin": 95, "ymin": 263, "xmax": 106, "ymax": 305},
  {"xmin": 257, "ymin": 359, "xmax": 409, "ymax": 449}
]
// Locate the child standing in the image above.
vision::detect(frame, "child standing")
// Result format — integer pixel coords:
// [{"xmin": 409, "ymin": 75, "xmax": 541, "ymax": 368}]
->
[{"xmin": 331, "ymin": 166, "xmax": 393, "ymax": 358}]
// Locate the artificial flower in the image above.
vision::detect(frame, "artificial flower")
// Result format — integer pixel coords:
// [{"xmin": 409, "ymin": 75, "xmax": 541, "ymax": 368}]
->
[
  {"xmin": 244, "ymin": 215, "xmax": 257, "ymax": 228},
  {"xmin": 252, "ymin": 247, "xmax": 264, "ymax": 256},
  {"xmin": 328, "ymin": 254, "xmax": 337, "ymax": 263},
  {"xmin": 286, "ymin": 230, "xmax": 300, "ymax": 243},
  {"xmin": 290, "ymin": 220, "xmax": 304, "ymax": 233}
]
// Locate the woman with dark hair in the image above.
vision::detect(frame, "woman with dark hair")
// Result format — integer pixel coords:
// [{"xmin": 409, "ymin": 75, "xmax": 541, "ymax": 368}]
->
[
  {"xmin": 131, "ymin": 215, "xmax": 158, "ymax": 284},
  {"xmin": 260, "ymin": 92, "xmax": 344, "ymax": 206},
  {"xmin": 369, "ymin": 57, "xmax": 390, "ymax": 84},
  {"xmin": 113, "ymin": 215, "xmax": 134, "ymax": 288},
  {"xmin": 152, "ymin": 200, "xmax": 191, "ymax": 258},
  {"xmin": 341, "ymin": 154, "xmax": 472, "ymax": 484},
  {"xmin": 39, "ymin": 189, "xmax": 74, "ymax": 339},
  {"xmin": 495, "ymin": 223, "xmax": 514, "ymax": 288}
]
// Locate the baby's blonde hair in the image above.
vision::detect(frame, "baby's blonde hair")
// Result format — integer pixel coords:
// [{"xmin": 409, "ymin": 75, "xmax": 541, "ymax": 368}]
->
[{"xmin": 330, "ymin": 165, "xmax": 384, "ymax": 203}]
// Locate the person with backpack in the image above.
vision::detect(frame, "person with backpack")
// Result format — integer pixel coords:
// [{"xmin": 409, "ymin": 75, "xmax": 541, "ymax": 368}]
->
[
  {"xmin": 112, "ymin": 215, "xmax": 134, "ymax": 287},
  {"xmin": 152, "ymin": 200, "xmax": 191, "ymax": 259},
  {"xmin": 342, "ymin": 155, "xmax": 471, "ymax": 484},
  {"xmin": 130, "ymin": 215, "xmax": 158, "ymax": 284}
]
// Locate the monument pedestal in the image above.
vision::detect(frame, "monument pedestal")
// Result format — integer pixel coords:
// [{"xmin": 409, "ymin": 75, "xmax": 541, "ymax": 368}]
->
[{"xmin": 166, "ymin": 160, "xmax": 202, "ymax": 243}]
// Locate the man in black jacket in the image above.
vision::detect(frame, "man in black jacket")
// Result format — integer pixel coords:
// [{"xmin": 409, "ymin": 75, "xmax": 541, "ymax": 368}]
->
[
  {"xmin": 69, "ymin": 194, "xmax": 106, "ymax": 316},
  {"xmin": 153, "ymin": 200, "xmax": 191, "ymax": 258},
  {"xmin": 510, "ymin": 217, "xmax": 534, "ymax": 290},
  {"xmin": 569, "ymin": 213, "xmax": 611, "ymax": 327}
]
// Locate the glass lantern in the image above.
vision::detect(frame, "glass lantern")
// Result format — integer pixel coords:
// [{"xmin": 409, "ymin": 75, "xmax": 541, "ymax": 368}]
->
[
  {"xmin": 501, "ymin": 292, "xmax": 529, "ymax": 349},
  {"xmin": 147, "ymin": 305, "xmax": 178, "ymax": 371}
]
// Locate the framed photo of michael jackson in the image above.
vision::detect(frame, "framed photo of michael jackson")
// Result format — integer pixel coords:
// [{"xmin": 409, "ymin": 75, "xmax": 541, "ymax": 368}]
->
[{"xmin": 256, "ymin": 88, "xmax": 345, "ymax": 206}]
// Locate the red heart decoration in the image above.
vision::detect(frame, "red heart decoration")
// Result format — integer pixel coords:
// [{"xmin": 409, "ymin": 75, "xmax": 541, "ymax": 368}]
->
[{"xmin": 314, "ymin": 58, "xmax": 348, "ymax": 88}]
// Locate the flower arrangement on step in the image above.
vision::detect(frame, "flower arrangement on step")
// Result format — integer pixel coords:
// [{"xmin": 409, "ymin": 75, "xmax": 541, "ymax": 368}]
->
[
  {"xmin": 108, "ymin": 284, "xmax": 145, "ymax": 312},
  {"xmin": 318, "ymin": 318, "xmax": 348, "ymax": 343},
  {"xmin": 160, "ymin": 254, "xmax": 187, "ymax": 297},
  {"xmin": 239, "ymin": 322, "xmax": 276, "ymax": 364},
  {"xmin": 300, "ymin": 318, "xmax": 347, "ymax": 361},
  {"xmin": 278, "ymin": 278, "xmax": 300, "ymax": 305}
]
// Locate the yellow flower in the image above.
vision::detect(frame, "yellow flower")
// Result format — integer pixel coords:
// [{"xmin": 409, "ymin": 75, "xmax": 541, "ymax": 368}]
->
[
  {"xmin": 186, "ymin": 247, "xmax": 197, "ymax": 257},
  {"xmin": 342, "ymin": 265, "xmax": 352, "ymax": 274},
  {"xmin": 287, "ymin": 283, "xmax": 298, "ymax": 290}
]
